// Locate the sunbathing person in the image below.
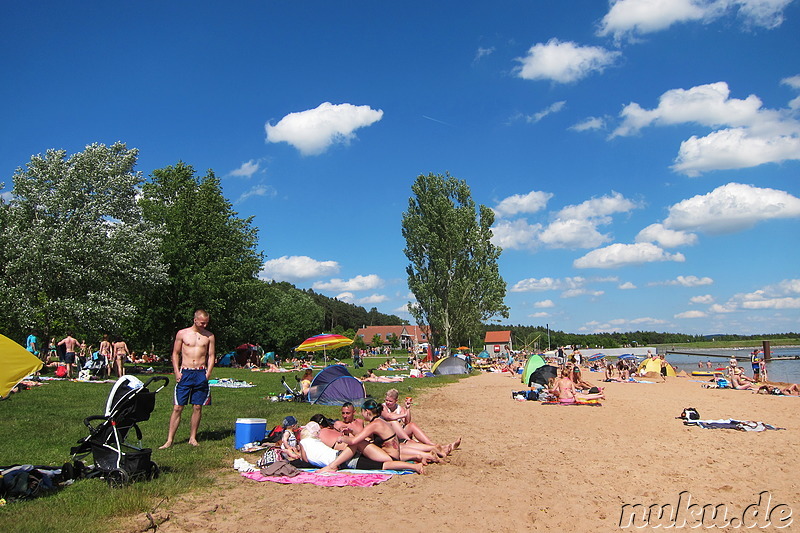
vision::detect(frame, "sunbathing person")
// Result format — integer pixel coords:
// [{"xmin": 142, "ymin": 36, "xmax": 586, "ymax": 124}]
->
[
  {"xmin": 298, "ymin": 421, "xmax": 423, "ymax": 474},
  {"xmin": 757, "ymin": 383, "xmax": 800, "ymax": 396},
  {"xmin": 361, "ymin": 369, "xmax": 404, "ymax": 383},
  {"xmin": 381, "ymin": 389, "xmax": 460, "ymax": 453},
  {"xmin": 571, "ymin": 366, "xmax": 599, "ymax": 391},
  {"xmin": 551, "ymin": 368, "xmax": 605, "ymax": 403},
  {"xmin": 729, "ymin": 366, "xmax": 754, "ymax": 390},
  {"xmin": 336, "ymin": 399, "xmax": 440, "ymax": 464}
]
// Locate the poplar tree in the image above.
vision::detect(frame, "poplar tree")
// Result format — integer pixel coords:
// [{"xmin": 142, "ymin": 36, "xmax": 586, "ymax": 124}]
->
[{"xmin": 402, "ymin": 172, "xmax": 508, "ymax": 354}]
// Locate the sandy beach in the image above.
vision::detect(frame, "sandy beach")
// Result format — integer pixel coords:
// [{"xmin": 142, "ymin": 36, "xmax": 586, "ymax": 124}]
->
[{"xmin": 127, "ymin": 372, "xmax": 800, "ymax": 532}]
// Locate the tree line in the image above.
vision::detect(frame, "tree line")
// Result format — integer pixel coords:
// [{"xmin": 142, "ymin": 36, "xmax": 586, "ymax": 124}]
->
[{"xmin": 0, "ymin": 143, "xmax": 403, "ymax": 357}]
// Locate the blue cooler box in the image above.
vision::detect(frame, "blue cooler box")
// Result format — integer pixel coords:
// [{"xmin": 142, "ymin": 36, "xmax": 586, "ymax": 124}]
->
[{"xmin": 235, "ymin": 418, "xmax": 267, "ymax": 449}]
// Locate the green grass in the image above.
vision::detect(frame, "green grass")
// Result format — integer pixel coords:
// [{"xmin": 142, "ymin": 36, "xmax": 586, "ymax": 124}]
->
[{"xmin": 0, "ymin": 361, "xmax": 469, "ymax": 533}]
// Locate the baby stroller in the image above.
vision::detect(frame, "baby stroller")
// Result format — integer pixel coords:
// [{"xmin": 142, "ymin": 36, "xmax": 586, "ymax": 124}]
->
[
  {"xmin": 70, "ymin": 375, "xmax": 169, "ymax": 486},
  {"xmin": 270, "ymin": 376, "xmax": 304, "ymax": 402},
  {"xmin": 78, "ymin": 351, "xmax": 107, "ymax": 380}
]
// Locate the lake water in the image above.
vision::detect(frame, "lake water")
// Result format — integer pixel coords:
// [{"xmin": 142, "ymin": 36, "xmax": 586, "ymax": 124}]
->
[{"xmin": 660, "ymin": 346, "xmax": 800, "ymax": 384}]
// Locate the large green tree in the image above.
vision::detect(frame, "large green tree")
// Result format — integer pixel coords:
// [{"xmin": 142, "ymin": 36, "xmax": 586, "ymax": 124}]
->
[
  {"xmin": 402, "ymin": 172, "xmax": 508, "ymax": 353},
  {"xmin": 139, "ymin": 162, "xmax": 263, "ymax": 351},
  {"xmin": 0, "ymin": 143, "xmax": 167, "ymax": 340}
]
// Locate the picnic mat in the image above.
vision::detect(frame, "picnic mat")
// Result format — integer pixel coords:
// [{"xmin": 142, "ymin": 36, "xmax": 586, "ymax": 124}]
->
[{"xmin": 242, "ymin": 471, "xmax": 394, "ymax": 486}]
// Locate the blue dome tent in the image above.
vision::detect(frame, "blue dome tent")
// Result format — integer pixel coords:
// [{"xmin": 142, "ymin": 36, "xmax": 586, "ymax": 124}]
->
[{"xmin": 307, "ymin": 365, "xmax": 366, "ymax": 405}]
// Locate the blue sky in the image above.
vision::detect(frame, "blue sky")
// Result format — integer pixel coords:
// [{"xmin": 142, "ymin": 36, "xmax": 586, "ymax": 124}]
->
[{"xmin": 2, "ymin": 1, "xmax": 799, "ymax": 336}]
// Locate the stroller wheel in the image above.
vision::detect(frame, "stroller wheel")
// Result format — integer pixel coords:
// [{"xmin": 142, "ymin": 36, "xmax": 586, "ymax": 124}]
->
[
  {"xmin": 107, "ymin": 468, "xmax": 129, "ymax": 488},
  {"xmin": 149, "ymin": 461, "xmax": 161, "ymax": 480}
]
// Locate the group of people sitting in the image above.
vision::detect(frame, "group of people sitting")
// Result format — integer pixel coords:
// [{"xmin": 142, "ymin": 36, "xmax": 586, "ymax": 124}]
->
[
  {"xmin": 541, "ymin": 363, "xmax": 606, "ymax": 403},
  {"xmin": 278, "ymin": 389, "xmax": 460, "ymax": 474}
]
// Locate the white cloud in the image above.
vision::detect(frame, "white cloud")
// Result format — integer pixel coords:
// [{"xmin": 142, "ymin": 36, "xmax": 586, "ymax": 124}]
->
[
  {"xmin": 514, "ymin": 38, "xmax": 620, "ymax": 83},
  {"xmin": 580, "ymin": 316, "xmax": 669, "ymax": 333},
  {"xmin": 709, "ymin": 278, "xmax": 800, "ymax": 312},
  {"xmin": 336, "ymin": 292, "xmax": 355, "ymax": 303},
  {"xmin": 619, "ymin": 281, "xmax": 637, "ymax": 289},
  {"xmin": 675, "ymin": 310, "xmax": 708, "ymax": 319},
  {"xmin": 265, "ymin": 102, "xmax": 383, "ymax": 156},
  {"xmin": 358, "ymin": 294, "xmax": 389, "ymax": 305},
  {"xmin": 663, "ymin": 182, "xmax": 800, "ymax": 235},
  {"xmin": 530, "ymin": 312, "xmax": 551, "ymax": 318},
  {"xmin": 236, "ymin": 184, "xmax": 277, "ymax": 204},
  {"xmin": 260, "ymin": 255, "xmax": 340, "ymax": 282},
  {"xmin": 474, "ymin": 46, "xmax": 495, "ymax": 62},
  {"xmin": 654, "ymin": 275, "xmax": 714, "ymax": 287},
  {"xmin": 562, "ymin": 288, "xmax": 605, "ymax": 298},
  {"xmin": 636, "ymin": 223, "xmax": 698, "ymax": 247},
  {"xmin": 539, "ymin": 218, "xmax": 611, "ymax": 249},
  {"xmin": 534, "ymin": 299, "xmax": 555, "ymax": 308},
  {"xmin": 574, "ymin": 242, "xmax": 686, "ymax": 269},
  {"xmin": 312, "ymin": 274, "xmax": 384, "ymax": 292},
  {"xmin": 597, "ymin": 0, "xmax": 793, "ymax": 40},
  {"xmin": 394, "ymin": 303, "xmax": 410, "ymax": 314},
  {"xmin": 570, "ymin": 116, "xmax": 606, "ymax": 132},
  {"xmin": 610, "ymin": 81, "xmax": 800, "ymax": 175},
  {"xmin": 228, "ymin": 159, "xmax": 260, "ymax": 178},
  {"xmin": 512, "ymin": 276, "xmax": 617, "ymax": 293},
  {"xmin": 511, "ymin": 277, "xmax": 563, "ymax": 292},
  {"xmin": 527, "ymin": 101, "xmax": 567, "ymax": 123},
  {"xmin": 556, "ymin": 191, "xmax": 639, "ymax": 220},
  {"xmin": 690, "ymin": 294, "xmax": 715, "ymax": 304},
  {"xmin": 490, "ymin": 218, "xmax": 542, "ymax": 250},
  {"xmin": 493, "ymin": 191, "xmax": 553, "ymax": 217},
  {"xmin": 782, "ymin": 75, "xmax": 800, "ymax": 90}
]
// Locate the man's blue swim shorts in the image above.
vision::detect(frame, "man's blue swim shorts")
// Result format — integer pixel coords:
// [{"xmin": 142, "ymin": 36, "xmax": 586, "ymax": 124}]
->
[{"xmin": 174, "ymin": 368, "xmax": 211, "ymax": 406}]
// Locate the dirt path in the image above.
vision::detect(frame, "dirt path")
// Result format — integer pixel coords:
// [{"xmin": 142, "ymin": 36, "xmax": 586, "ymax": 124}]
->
[{"xmin": 127, "ymin": 372, "xmax": 799, "ymax": 532}]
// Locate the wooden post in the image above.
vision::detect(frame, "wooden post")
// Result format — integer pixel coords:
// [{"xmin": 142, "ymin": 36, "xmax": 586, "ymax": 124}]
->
[{"xmin": 763, "ymin": 340, "xmax": 771, "ymax": 361}]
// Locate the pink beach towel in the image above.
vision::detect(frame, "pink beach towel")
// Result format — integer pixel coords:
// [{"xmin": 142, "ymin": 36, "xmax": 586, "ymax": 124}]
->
[{"xmin": 243, "ymin": 471, "xmax": 393, "ymax": 487}]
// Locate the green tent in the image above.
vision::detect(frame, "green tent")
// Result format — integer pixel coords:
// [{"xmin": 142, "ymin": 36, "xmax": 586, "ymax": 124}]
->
[
  {"xmin": 522, "ymin": 353, "xmax": 546, "ymax": 385},
  {"xmin": 1, "ymin": 334, "xmax": 43, "ymax": 398}
]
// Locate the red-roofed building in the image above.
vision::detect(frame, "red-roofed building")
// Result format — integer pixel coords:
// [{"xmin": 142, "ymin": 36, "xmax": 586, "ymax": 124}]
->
[
  {"xmin": 355, "ymin": 325, "xmax": 430, "ymax": 352},
  {"xmin": 484, "ymin": 330, "xmax": 512, "ymax": 355}
]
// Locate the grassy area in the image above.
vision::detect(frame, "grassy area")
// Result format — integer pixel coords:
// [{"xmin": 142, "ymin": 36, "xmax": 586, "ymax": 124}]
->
[
  {"xmin": 653, "ymin": 338, "xmax": 799, "ymax": 350},
  {"xmin": 0, "ymin": 361, "xmax": 469, "ymax": 533}
]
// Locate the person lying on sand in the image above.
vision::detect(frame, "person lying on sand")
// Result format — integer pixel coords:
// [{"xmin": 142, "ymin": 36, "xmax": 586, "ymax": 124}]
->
[
  {"xmin": 299, "ymin": 421, "xmax": 424, "ymax": 474},
  {"xmin": 757, "ymin": 383, "xmax": 800, "ymax": 396}
]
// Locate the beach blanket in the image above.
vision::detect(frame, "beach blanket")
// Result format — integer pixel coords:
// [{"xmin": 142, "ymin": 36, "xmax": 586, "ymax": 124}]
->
[
  {"xmin": 540, "ymin": 400, "xmax": 602, "ymax": 406},
  {"xmin": 209, "ymin": 378, "xmax": 254, "ymax": 388},
  {"xmin": 242, "ymin": 470, "xmax": 393, "ymax": 486},
  {"xmin": 683, "ymin": 419, "xmax": 785, "ymax": 432}
]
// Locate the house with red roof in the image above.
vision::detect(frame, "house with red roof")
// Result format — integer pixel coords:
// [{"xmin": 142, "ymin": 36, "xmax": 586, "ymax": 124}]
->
[
  {"xmin": 484, "ymin": 330, "xmax": 512, "ymax": 355},
  {"xmin": 355, "ymin": 325, "xmax": 430, "ymax": 352}
]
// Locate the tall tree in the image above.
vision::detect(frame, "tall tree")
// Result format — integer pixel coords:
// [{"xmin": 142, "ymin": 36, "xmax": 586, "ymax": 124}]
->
[
  {"xmin": 0, "ymin": 143, "xmax": 167, "ymax": 340},
  {"xmin": 139, "ymin": 162, "xmax": 263, "ymax": 351},
  {"xmin": 402, "ymin": 172, "xmax": 508, "ymax": 353}
]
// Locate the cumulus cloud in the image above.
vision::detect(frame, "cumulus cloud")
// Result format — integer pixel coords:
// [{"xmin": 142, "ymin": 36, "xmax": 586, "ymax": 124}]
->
[
  {"xmin": 580, "ymin": 316, "xmax": 669, "ymax": 333},
  {"xmin": 514, "ymin": 38, "xmax": 620, "ymax": 83},
  {"xmin": 597, "ymin": 0, "xmax": 793, "ymax": 40},
  {"xmin": 535, "ymin": 299, "xmax": 555, "ymax": 308},
  {"xmin": 556, "ymin": 191, "xmax": 639, "ymax": 220},
  {"xmin": 570, "ymin": 116, "xmax": 607, "ymax": 132},
  {"xmin": 228, "ymin": 159, "xmax": 260, "ymax": 178},
  {"xmin": 336, "ymin": 292, "xmax": 354, "ymax": 303},
  {"xmin": 312, "ymin": 274, "xmax": 384, "ymax": 292},
  {"xmin": 562, "ymin": 288, "xmax": 605, "ymax": 298},
  {"xmin": 636, "ymin": 223, "xmax": 698, "ymax": 247},
  {"xmin": 690, "ymin": 294, "xmax": 715, "ymax": 304},
  {"xmin": 511, "ymin": 276, "xmax": 617, "ymax": 294},
  {"xmin": 265, "ymin": 102, "xmax": 383, "ymax": 156},
  {"xmin": 675, "ymin": 310, "xmax": 708, "ymax": 319},
  {"xmin": 493, "ymin": 191, "xmax": 553, "ymax": 217},
  {"xmin": 610, "ymin": 81, "xmax": 800, "ymax": 175},
  {"xmin": 709, "ymin": 278, "xmax": 800, "ymax": 313},
  {"xmin": 663, "ymin": 183, "xmax": 800, "ymax": 235},
  {"xmin": 489, "ymin": 218, "xmax": 542, "ymax": 250},
  {"xmin": 260, "ymin": 255, "xmax": 340, "ymax": 282},
  {"xmin": 530, "ymin": 312, "xmax": 551, "ymax": 318},
  {"xmin": 619, "ymin": 281, "xmax": 637, "ymax": 289},
  {"xmin": 358, "ymin": 294, "xmax": 389, "ymax": 305},
  {"xmin": 782, "ymin": 75, "xmax": 800, "ymax": 90},
  {"xmin": 574, "ymin": 242, "xmax": 686, "ymax": 269},
  {"xmin": 538, "ymin": 218, "xmax": 612, "ymax": 249}
]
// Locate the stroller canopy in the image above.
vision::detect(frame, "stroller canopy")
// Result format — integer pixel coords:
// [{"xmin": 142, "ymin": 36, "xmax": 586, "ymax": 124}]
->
[{"xmin": 307, "ymin": 365, "xmax": 366, "ymax": 405}]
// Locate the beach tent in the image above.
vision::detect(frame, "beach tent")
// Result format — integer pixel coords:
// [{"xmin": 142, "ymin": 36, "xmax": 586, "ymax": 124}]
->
[
  {"xmin": 477, "ymin": 350, "xmax": 490, "ymax": 359},
  {"xmin": 1, "ymin": 334, "xmax": 44, "ymax": 397},
  {"xmin": 431, "ymin": 356, "xmax": 469, "ymax": 376},
  {"xmin": 529, "ymin": 365, "xmax": 558, "ymax": 386},
  {"xmin": 307, "ymin": 365, "xmax": 366, "ymax": 405},
  {"xmin": 217, "ymin": 352, "xmax": 234, "ymax": 367},
  {"xmin": 261, "ymin": 351, "xmax": 276, "ymax": 364},
  {"xmin": 522, "ymin": 353, "xmax": 547, "ymax": 385},
  {"xmin": 638, "ymin": 358, "xmax": 676, "ymax": 377}
]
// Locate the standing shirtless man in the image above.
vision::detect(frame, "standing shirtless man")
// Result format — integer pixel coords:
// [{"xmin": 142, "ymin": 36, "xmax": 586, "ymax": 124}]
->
[
  {"xmin": 160, "ymin": 309, "xmax": 215, "ymax": 448},
  {"xmin": 58, "ymin": 332, "xmax": 80, "ymax": 378}
]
